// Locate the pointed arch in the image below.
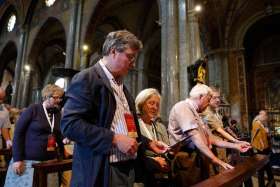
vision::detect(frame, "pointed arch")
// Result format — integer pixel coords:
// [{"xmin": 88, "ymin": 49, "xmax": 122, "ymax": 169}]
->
[{"xmin": 0, "ymin": 41, "xmax": 17, "ymax": 86}]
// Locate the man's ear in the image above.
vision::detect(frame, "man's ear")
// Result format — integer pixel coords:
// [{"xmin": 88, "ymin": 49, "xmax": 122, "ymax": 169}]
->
[{"xmin": 110, "ymin": 48, "xmax": 116, "ymax": 57}]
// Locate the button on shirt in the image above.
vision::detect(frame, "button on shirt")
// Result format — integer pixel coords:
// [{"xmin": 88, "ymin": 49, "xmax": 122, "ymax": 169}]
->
[{"xmin": 99, "ymin": 60, "xmax": 137, "ymax": 163}]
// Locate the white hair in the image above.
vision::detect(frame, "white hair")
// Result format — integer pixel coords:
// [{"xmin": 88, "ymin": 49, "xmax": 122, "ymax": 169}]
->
[
  {"xmin": 259, "ymin": 110, "xmax": 267, "ymax": 116},
  {"xmin": 254, "ymin": 110, "xmax": 267, "ymax": 122},
  {"xmin": 189, "ymin": 83, "xmax": 212, "ymax": 99},
  {"xmin": 135, "ymin": 88, "xmax": 161, "ymax": 115}
]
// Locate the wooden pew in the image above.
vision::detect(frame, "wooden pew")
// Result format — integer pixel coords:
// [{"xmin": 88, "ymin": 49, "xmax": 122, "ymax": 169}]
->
[
  {"xmin": 0, "ymin": 148, "xmax": 12, "ymax": 156},
  {"xmin": 192, "ymin": 154, "xmax": 275, "ymax": 187},
  {"xmin": 32, "ymin": 159, "xmax": 72, "ymax": 187}
]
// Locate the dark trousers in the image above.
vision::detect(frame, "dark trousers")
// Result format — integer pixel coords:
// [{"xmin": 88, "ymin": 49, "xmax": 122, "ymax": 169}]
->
[
  {"xmin": 110, "ymin": 160, "xmax": 135, "ymax": 187},
  {"xmin": 256, "ymin": 149, "xmax": 276, "ymax": 187}
]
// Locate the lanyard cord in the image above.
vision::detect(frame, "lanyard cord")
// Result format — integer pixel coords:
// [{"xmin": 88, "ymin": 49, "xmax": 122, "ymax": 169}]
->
[
  {"xmin": 151, "ymin": 120, "xmax": 159, "ymax": 141},
  {"xmin": 42, "ymin": 103, "xmax": 55, "ymax": 133},
  {"xmin": 141, "ymin": 119, "xmax": 158, "ymax": 141}
]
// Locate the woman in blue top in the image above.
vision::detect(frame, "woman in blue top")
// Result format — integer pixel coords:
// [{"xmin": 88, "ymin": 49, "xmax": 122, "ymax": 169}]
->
[{"xmin": 4, "ymin": 84, "xmax": 65, "ymax": 187}]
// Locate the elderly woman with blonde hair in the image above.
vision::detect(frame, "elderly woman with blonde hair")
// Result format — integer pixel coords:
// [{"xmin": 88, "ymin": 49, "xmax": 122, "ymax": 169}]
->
[
  {"xmin": 4, "ymin": 84, "xmax": 65, "ymax": 187},
  {"xmin": 135, "ymin": 88, "xmax": 170, "ymax": 186}
]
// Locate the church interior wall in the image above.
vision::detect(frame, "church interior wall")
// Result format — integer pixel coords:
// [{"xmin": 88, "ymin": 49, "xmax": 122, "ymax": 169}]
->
[
  {"xmin": 0, "ymin": 0, "xmax": 280, "ymax": 131},
  {"xmin": 81, "ymin": 0, "xmax": 161, "ymax": 99},
  {"xmin": 0, "ymin": 42, "xmax": 17, "ymax": 92},
  {"xmin": 199, "ymin": 1, "xmax": 280, "ymax": 129}
]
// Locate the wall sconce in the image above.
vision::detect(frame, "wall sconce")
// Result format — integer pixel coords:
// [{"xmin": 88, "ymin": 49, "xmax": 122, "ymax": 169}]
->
[
  {"xmin": 24, "ymin": 64, "xmax": 31, "ymax": 72},
  {"xmin": 82, "ymin": 44, "xmax": 89, "ymax": 52},
  {"xmin": 194, "ymin": 4, "xmax": 202, "ymax": 12},
  {"xmin": 188, "ymin": 4, "xmax": 203, "ymax": 14}
]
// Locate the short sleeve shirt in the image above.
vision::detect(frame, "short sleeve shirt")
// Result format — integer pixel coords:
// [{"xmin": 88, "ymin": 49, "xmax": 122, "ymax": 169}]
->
[
  {"xmin": 201, "ymin": 107, "xmax": 223, "ymax": 132},
  {"xmin": 168, "ymin": 99, "xmax": 211, "ymax": 148},
  {"xmin": 0, "ymin": 104, "xmax": 11, "ymax": 129}
]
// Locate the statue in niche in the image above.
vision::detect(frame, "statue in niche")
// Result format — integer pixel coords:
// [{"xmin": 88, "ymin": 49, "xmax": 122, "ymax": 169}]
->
[{"xmin": 188, "ymin": 56, "xmax": 208, "ymax": 88}]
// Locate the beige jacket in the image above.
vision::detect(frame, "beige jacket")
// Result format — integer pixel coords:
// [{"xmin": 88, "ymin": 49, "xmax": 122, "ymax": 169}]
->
[{"xmin": 251, "ymin": 120, "xmax": 269, "ymax": 151}]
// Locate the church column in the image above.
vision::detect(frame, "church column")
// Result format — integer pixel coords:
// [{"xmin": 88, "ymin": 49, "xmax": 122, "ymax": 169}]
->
[
  {"xmin": 177, "ymin": 0, "xmax": 203, "ymax": 98},
  {"xmin": 131, "ymin": 69, "xmax": 138, "ymax": 98},
  {"xmin": 228, "ymin": 49, "xmax": 249, "ymax": 131},
  {"xmin": 187, "ymin": 0, "xmax": 202, "ymax": 64},
  {"xmin": 136, "ymin": 53, "xmax": 147, "ymax": 92},
  {"xmin": 160, "ymin": 0, "xmax": 180, "ymax": 120},
  {"xmin": 12, "ymin": 26, "xmax": 29, "ymax": 107},
  {"xmin": 80, "ymin": 45, "xmax": 89, "ymax": 70},
  {"xmin": 207, "ymin": 49, "xmax": 229, "ymax": 96},
  {"xmin": 65, "ymin": 0, "xmax": 83, "ymax": 69},
  {"xmin": 125, "ymin": 69, "xmax": 138, "ymax": 98},
  {"xmin": 65, "ymin": 0, "xmax": 84, "ymax": 87},
  {"xmin": 178, "ymin": 0, "xmax": 190, "ymax": 99},
  {"xmin": 20, "ymin": 66, "xmax": 32, "ymax": 107}
]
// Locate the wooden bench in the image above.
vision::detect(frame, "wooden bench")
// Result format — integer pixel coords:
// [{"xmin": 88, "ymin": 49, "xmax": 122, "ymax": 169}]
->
[
  {"xmin": 32, "ymin": 159, "xmax": 72, "ymax": 187},
  {"xmin": 192, "ymin": 154, "xmax": 275, "ymax": 187}
]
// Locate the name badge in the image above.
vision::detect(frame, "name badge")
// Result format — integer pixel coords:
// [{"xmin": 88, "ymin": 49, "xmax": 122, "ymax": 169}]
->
[
  {"xmin": 47, "ymin": 134, "xmax": 57, "ymax": 151},
  {"xmin": 124, "ymin": 113, "xmax": 138, "ymax": 138}
]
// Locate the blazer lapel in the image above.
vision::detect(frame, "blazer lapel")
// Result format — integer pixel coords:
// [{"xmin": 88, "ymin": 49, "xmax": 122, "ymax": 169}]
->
[{"xmin": 93, "ymin": 62, "xmax": 114, "ymax": 94}]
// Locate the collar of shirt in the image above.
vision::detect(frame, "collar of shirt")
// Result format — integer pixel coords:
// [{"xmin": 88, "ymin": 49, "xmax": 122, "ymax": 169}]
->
[
  {"xmin": 207, "ymin": 106, "xmax": 221, "ymax": 119},
  {"xmin": 185, "ymin": 98, "xmax": 199, "ymax": 111},
  {"xmin": 99, "ymin": 59, "xmax": 122, "ymax": 85},
  {"xmin": 254, "ymin": 119, "xmax": 265, "ymax": 129},
  {"xmin": 208, "ymin": 106, "xmax": 217, "ymax": 113}
]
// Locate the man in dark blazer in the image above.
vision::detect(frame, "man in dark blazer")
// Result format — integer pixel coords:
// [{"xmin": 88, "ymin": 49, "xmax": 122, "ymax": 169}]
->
[{"xmin": 61, "ymin": 30, "xmax": 167, "ymax": 187}]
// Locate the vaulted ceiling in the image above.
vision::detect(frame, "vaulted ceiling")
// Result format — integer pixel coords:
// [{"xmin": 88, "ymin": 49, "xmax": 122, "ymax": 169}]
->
[{"xmin": 198, "ymin": 0, "xmax": 280, "ymax": 51}]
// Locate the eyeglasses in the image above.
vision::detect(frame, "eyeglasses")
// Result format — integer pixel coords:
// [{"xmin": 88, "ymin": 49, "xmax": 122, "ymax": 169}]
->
[
  {"xmin": 212, "ymin": 96, "xmax": 221, "ymax": 100},
  {"xmin": 124, "ymin": 52, "xmax": 137, "ymax": 62},
  {"xmin": 206, "ymin": 95, "xmax": 212, "ymax": 102},
  {"xmin": 51, "ymin": 96, "xmax": 62, "ymax": 100}
]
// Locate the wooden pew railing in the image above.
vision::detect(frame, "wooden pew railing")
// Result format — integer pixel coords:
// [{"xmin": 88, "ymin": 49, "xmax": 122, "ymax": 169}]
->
[
  {"xmin": 32, "ymin": 159, "xmax": 72, "ymax": 187},
  {"xmin": 0, "ymin": 148, "xmax": 12, "ymax": 157},
  {"xmin": 192, "ymin": 154, "xmax": 275, "ymax": 187}
]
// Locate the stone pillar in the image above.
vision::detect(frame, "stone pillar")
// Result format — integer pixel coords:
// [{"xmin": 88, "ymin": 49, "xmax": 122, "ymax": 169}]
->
[
  {"xmin": 128, "ymin": 69, "xmax": 138, "ymax": 98},
  {"xmin": 207, "ymin": 49, "xmax": 229, "ymax": 96},
  {"xmin": 80, "ymin": 49, "xmax": 89, "ymax": 70},
  {"xmin": 136, "ymin": 53, "xmax": 147, "ymax": 92},
  {"xmin": 12, "ymin": 27, "xmax": 28, "ymax": 107},
  {"xmin": 65, "ymin": 0, "xmax": 83, "ymax": 88},
  {"xmin": 20, "ymin": 68, "xmax": 32, "ymax": 107},
  {"xmin": 187, "ymin": 0, "xmax": 202, "ymax": 64},
  {"xmin": 65, "ymin": 0, "xmax": 83, "ymax": 69},
  {"xmin": 31, "ymin": 87, "xmax": 41, "ymax": 104},
  {"xmin": 160, "ymin": 0, "xmax": 180, "ymax": 120},
  {"xmin": 228, "ymin": 49, "xmax": 249, "ymax": 132},
  {"xmin": 178, "ymin": 0, "xmax": 190, "ymax": 99}
]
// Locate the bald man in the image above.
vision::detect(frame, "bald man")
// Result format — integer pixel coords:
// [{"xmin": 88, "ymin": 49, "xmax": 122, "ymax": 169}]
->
[{"xmin": 0, "ymin": 87, "xmax": 12, "ymax": 149}]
